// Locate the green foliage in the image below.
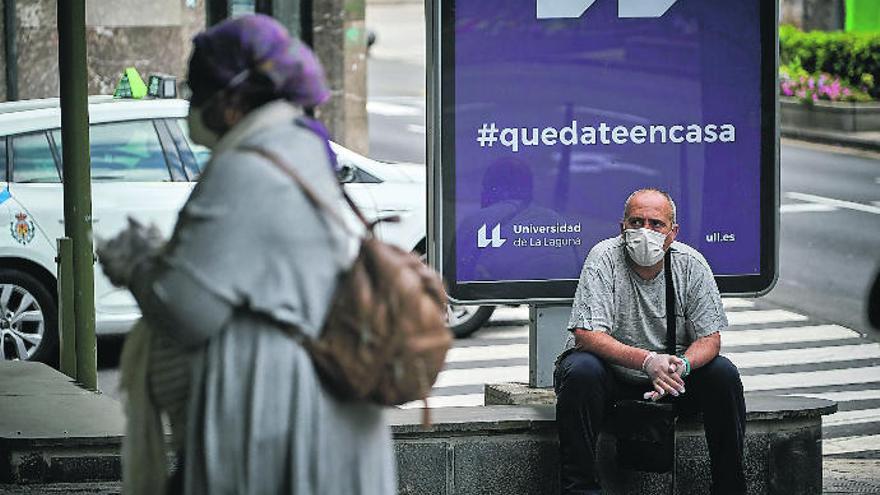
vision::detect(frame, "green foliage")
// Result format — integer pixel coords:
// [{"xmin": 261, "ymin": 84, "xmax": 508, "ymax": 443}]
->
[{"xmin": 780, "ymin": 24, "xmax": 880, "ymax": 100}]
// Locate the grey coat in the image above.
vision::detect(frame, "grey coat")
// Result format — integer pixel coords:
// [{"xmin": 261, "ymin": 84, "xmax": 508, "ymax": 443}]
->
[{"xmin": 131, "ymin": 101, "xmax": 396, "ymax": 495}]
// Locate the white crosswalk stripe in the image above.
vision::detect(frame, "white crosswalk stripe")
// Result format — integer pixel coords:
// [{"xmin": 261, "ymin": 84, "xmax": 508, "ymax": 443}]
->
[
  {"xmin": 824, "ymin": 409, "xmax": 880, "ymax": 427},
  {"xmin": 722, "ymin": 324, "xmax": 859, "ymax": 347},
  {"xmin": 413, "ymin": 303, "xmax": 880, "ymax": 458},
  {"xmin": 825, "ymin": 435, "xmax": 880, "ymax": 456},
  {"xmin": 446, "ymin": 343, "xmax": 529, "ymax": 363},
  {"xmin": 721, "ymin": 298, "xmax": 756, "ymax": 309},
  {"xmin": 780, "ymin": 203, "xmax": 839, "ymax": 213},
  {"xmin": 786, "ymin": 390, "xmax": 880, "ymax": 402},
  {"xmin": 742, "ymin": 366, "xmax": 880, "ymax": 392},
  {"xmin": 727, "ymin": 309, "xmax": 809, "ymax": 326},
  {"xmin": 726, "ymin": 343, "xmax": 880, "ymax": 368},
  {"xmin": 480, "ymin": 328, "xmax": 529, "ymax": 340},
  {"xmin": 434, "ymin": 365, "xmax": 529, "ymax": 388},
  {"xmin": 366, "ymin": 101, "xmax": 422, "ymax": 117}
]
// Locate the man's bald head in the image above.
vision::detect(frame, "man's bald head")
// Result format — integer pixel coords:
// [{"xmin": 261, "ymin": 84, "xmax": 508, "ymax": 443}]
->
[{"xmin": 623, "ymin": 189, "xmax": 677, "ymax": 225}]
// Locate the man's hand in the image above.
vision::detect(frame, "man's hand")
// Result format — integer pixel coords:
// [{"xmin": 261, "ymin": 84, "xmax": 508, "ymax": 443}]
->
[{"xmin": 643, "ymin": 353, "xmax": 685, "ymax": 399}]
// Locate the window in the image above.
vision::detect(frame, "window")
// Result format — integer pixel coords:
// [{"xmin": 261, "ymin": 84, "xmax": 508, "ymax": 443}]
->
[
  {"xmin": 176, "ymin": 118, "xmax": 211, "ymax": 172},
  {"xmin": 12, "ymin": 133, "xmax": 60, "ymax": 183},
  {"xmin": 53, "ymin": 121, "xmax": 172, "ymax": 182}
]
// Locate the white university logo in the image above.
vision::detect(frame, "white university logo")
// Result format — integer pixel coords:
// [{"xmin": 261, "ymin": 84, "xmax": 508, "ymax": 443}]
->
[
  {"xmin": 536, "ymin": 0, "xmax": 679, "ymax": 19},
  {"xmin": 478, "ymin": 224, "xmax": 507, "ymax": 248}
]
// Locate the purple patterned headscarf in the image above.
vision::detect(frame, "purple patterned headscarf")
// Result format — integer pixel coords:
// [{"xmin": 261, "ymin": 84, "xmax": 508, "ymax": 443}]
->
[{"xmin": 187, "ymin": 14, "xmax": 330, "ymax": 108}]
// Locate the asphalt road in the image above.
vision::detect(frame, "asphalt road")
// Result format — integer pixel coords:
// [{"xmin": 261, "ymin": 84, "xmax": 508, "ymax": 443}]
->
[
  {"xmin": 768, "ymin": 141, "xmax": 880, "ymax": 339},
  {"xmin": 367, "ymin": 58, "xmax": 426, "ymax": 165}
]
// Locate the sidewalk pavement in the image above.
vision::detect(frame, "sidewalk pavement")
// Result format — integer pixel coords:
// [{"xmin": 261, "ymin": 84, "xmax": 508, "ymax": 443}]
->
[
  {"xmin": 1, "ymin": 462, "xmax": 878, "ymax": 494},
  {"xmin": 824, "ymin": 459, "xmax": 880, "ymax": 494},
  {"xmin": 2, "ymin": 361, "xmax": 879, "ymax": 493}
]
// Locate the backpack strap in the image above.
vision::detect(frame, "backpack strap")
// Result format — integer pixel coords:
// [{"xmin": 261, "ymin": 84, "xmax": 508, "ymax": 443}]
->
[
  {"xmin": 240, "ymin": 146, "xmax": 373, "ymax": 236},
  {"xmin": 664, "ymin": 249, "xmax": 676, "ymax": 356}
]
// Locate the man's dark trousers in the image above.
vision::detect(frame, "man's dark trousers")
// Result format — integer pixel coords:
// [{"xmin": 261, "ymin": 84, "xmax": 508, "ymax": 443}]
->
[{"xmin": 554, "ymin": 351, "xmax": 747, "ymax": 495}]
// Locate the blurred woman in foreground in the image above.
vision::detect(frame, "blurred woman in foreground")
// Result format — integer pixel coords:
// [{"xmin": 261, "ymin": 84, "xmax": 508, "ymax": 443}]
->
[{"xmin": 99, "ymin": 14, "xmax": 396, "ymax": 495}]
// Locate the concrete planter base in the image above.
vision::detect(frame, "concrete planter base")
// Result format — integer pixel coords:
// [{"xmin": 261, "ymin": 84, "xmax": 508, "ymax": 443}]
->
[{"xmin": 780, "ymin": 97, "xmax": 880, "ymax": 133}]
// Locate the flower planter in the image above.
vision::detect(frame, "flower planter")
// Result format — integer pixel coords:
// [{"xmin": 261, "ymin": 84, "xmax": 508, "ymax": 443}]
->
[{"xmin": 780, "ymin": 97, "xmax": 880, "ymax": 132}]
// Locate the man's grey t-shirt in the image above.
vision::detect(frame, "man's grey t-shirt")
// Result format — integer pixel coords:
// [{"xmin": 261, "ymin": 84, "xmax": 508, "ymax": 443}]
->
[{"xmin": 566, "ymin": 235, "xmax": 728, "ymax": 384}]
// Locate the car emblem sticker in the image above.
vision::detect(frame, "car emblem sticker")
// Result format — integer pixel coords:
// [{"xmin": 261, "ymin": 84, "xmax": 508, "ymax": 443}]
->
[{"xmin": 11, "ymin": 212, "xmax": 36, "ymax": 245}]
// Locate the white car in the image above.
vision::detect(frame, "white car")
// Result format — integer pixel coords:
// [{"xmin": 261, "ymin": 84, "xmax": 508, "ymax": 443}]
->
[{"xmin": 0, "ymin": 97, "xmax": 490, "ymax": 363}]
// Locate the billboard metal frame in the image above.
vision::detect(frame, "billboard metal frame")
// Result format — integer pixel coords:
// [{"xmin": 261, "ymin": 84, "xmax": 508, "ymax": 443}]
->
[{"xmin": 427, "ymin": 0, "xmax": 780, "ymax": 304}]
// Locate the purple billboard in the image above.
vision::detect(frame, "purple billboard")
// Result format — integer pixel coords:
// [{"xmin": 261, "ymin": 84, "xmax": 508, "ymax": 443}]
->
[{"xmin": 431, "ymin": 0, "xmax": 778, "ymax": 302}]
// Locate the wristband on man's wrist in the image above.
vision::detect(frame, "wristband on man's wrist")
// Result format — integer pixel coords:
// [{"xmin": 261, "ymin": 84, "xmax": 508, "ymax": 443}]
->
[
  {"xmin": 641, "ymin": 351, "xmax": 657, "ymax": 372},
  {"xmin": 680, "ymin": 356, "xmax": 691, "ymax": 377}
]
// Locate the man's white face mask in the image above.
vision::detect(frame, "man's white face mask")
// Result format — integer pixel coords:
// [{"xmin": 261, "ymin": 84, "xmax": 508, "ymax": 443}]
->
[
  {"xmin": 187, "ymin": 106, "xmax": 220, "ymax": 149},
  {"xmin": 624, "ymin": 228, "xmax": 668, "ymax": 267}
]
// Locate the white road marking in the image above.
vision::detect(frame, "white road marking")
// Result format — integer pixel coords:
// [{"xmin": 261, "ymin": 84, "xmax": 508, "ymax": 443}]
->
[
  {"xmin": 824, "ymin": 435, "xmax": 880, "ymax": 455},
  {"xmin": 480, "ymin": 328, "xmax": 529, "ymax": 340},
  {"xmin": 434, "ymin": 365, "xmax": 529, "ymax": 388},
  {"xmin": 400, "ymin": 394, "xmax": 485, "ymax": 409},
  {"xmin": 369, "ymin": 95, "xmax": 425, "ymax": 106},
  {"xmin": 446, "ymin": 343, "xmax": 529, "ymax": 363},
  {"xmin": 824, "ymin": 408, "xmax": 880, "ymax": 427},
  {"xmin": 722, "ymin": 325, "xmax": 861, "ymax": 347},
  {"xmin": 366, "ymin": 101, "xmax": 422, "ymax": 117},
  {"xmin": 722, "ymin": 298, "xmax": 756, "ymax": 309},
  {"xmin": 485, "ymin": 301, "xmax": 750, "ymax": 325},
  {"xmin": 406, "ymin": 124, "xmax": 426, "ymax": 134},
  {"xmin": 727, "ymin": 343, "xmax": 880, "ymax": 369},
  {"xmin": 492, "ymin": 306, "xmax": 529, "ymax": 321},
  {"xmin": 480, "ymin": 319, "xmax": 852, "ymax": 345},
  {"xmin": 742, "ymin": 366, "xmax": 880, "ymax": 392},
  {"xmin": 787, "ymin": 192, "xmax": 880, "ymax": 215},
  {"xmin": 780, "ymin": 203, "xmax": 839, "ymax": 213},
  {"xmin": 786, "ymin": 389, "xmax": 880, "ymax": 403},
  {"xmin": 448, "ymin": 340, "xmax": 879, "ymax": 368},
  {"xmin": 727, "ymin": 310, "xmax": 809, "ymax": 326}
]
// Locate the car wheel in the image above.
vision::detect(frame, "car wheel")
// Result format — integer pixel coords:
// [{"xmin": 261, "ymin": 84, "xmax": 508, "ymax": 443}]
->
[
  {"xmin": 447, "ymin": 304, "xmax": 495, "ymax": 339},
  {"xmin": 0, "ymin": 269, "xmax": 57, "ymax": 363}
]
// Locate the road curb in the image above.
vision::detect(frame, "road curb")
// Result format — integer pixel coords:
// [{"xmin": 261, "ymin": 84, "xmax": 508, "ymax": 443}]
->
[{"xmin": 781, "ymin": 126, "xmax": 880, "ymax": 153}]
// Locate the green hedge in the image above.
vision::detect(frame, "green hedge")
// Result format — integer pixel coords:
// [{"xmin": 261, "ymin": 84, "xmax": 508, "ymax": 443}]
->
[{"xmin": 780, "ymin": 24, "xmax": 880, "ymax": 99}]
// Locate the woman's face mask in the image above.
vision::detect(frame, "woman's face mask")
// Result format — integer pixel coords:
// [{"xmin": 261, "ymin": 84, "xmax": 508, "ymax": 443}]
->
[
  {"xmin": 187, "ymin": 106, "xmax": 220, "ymax": 149},
  {"xmin": 623, "ymin": 227, "xmax": 669, "ymax": 267}
]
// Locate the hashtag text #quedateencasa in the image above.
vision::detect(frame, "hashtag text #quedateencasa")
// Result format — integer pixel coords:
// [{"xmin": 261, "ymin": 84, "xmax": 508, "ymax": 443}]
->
[{"xmin": 476, "ymin": 121, "xmax": 737, "ymax": 152}]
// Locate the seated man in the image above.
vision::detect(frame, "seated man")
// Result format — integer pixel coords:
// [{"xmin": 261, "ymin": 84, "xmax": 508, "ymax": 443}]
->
[{"xmin": 554, "ymin": 189, "xmax": 746, "ymax": 495}]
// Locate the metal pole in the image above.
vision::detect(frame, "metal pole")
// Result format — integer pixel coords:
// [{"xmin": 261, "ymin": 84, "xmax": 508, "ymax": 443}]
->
[
  {"xmin": 529, "ymin": 304, "xmax": 571, "ymax": 388},
  {"xmin": 57, "ymin": 1, "xmax": 97, "ymax": 391},
  {"xmin": 57, "ymin": 238, "xmax": 76, "ymax": 379},
  {"xmin": 255, "ymin": 0, "xmax": 273, "ymax": 15},
  {"xmin": 299, "ymin": 0, "xmax": 313, "ymax": 46},
  {"xmin": 206, "ymin": 0, "xmax": 229, "ymax": 26}
]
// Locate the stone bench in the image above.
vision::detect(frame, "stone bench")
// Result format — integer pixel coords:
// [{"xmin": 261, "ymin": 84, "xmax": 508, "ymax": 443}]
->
[{"xmin": 474, "ymin": 382, "xmax": 837, "ymax": 495}]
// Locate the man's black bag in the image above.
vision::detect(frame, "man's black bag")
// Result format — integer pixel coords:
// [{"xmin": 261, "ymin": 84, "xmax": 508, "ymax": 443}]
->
[{"xmin": 611, "ymin": 250, "xmax": 678, "ymax": 473}]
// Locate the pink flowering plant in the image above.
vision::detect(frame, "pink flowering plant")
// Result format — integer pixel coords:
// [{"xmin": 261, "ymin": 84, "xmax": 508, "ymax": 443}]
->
[{"xmin": 780, "ymin": 61, "xmax": 873, "ymax": 105}]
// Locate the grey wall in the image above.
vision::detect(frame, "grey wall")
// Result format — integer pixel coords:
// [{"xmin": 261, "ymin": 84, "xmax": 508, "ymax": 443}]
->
[
  {"xmin": 781, "ymin": 0, "xmax": 845, "ymax": 30},
  {"xmin": 1, "ymin": 0, "xmax": 205, "ymax": 100}
]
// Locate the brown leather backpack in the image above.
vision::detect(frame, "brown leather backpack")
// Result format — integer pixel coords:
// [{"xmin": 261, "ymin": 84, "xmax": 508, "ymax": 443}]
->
[{"xmin": 244, "ymin": 147, "xmax": 452, "ymax": 418}]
